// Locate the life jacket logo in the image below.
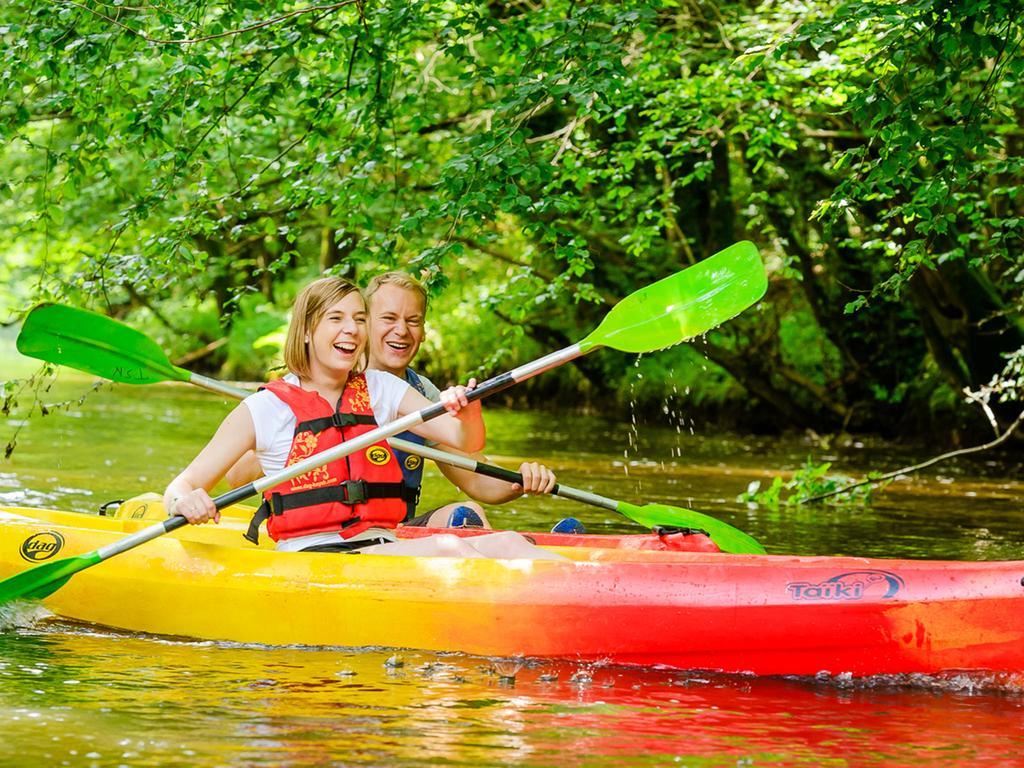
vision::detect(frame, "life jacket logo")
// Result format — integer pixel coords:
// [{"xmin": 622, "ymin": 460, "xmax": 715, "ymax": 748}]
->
[
  {"xmin": 20, "ymin": 531, "xmax": 65, "ymax": 562},
  {"xmin": 345, "ymin": 374, "xmax": 371, "ymax": 413},
  {"xmin": 288, "ymin": 431, "xmax": 331, "ymax": 490},
  {"xmin": 366, "ymin": 446, "xmax": 391, "ymax": 466},
  {"xmin": 404, "ymin": 455, "xmax": 422, "ymax": 471},
  {"xmin": 787, "ymin": 570, "xmax": 905, "ymax": 601}
]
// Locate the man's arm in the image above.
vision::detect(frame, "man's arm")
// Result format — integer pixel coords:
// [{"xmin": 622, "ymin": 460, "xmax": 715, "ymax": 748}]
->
[{"xmin": 435, "ymin": 448, "xmax": 556, "ymax": 504}]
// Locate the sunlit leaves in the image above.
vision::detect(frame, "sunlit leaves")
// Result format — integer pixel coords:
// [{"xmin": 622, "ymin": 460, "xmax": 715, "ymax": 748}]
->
[{"xmin": 0, "ymin": 0, "xmax": 1021, "ymax": 431}]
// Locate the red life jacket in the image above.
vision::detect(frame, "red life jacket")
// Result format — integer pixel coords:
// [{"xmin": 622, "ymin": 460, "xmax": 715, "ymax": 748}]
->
[{"xmin": 244, "ymin": 374, "xmax": 413, "ymax": 545}]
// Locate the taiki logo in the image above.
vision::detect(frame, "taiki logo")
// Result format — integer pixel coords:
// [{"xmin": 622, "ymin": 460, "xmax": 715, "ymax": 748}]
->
[{"xmin": 787, "ymin": 570, "xmax": 905, "ymax": 601}]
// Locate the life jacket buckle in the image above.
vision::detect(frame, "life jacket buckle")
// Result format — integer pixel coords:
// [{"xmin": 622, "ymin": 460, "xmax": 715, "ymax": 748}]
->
[
  {"xmin": 330, "ymin": 412, "xmax": 359, "ymax": 428},
  {"xmin": 339, "ymin": 479, "xmax": 368, "ymax": 505}
]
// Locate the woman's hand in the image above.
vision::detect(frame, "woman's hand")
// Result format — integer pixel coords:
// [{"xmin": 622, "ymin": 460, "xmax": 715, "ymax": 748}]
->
[
  {"xmin": 170, "ymin": 488, "xmax": 220, "ymax": 525},
  {"xmin": 401, "ymin": 378, "xmax": 485, "ymax": 454},
  {"xmin": 439, "ymin": 377, "xmax": 481, "ymax": 421},
  {"xmin": 517, "ymin": 462, "xmax": 557, "ymax": 495}
]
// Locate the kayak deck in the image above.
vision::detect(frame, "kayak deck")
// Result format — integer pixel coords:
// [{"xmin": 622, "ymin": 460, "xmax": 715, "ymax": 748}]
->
[{"xmin": 99, "ymin": 494, "xmax": 724, "ymax": 553}]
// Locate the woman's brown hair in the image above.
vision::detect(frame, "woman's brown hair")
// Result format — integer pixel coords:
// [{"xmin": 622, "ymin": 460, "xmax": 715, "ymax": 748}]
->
[{"xmin": 284, "ymin": 277, "xmax": 366, "ymax": 378}]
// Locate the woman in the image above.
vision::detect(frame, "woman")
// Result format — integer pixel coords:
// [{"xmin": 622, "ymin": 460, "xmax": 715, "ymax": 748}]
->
[{"xmin": 165, "ymin": 277, "xmax": 564, "ymax": 561}]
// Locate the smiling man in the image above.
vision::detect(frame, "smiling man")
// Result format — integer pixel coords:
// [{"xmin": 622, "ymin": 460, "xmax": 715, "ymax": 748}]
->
[{"xmin": 365, "ymin": 271, "xmax": 573, "ymax": 530}]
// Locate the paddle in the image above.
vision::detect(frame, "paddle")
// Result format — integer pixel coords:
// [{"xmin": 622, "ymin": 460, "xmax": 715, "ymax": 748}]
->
[
  {"xmin": 16, "ymin": 240, "xmax": 765, "ymax": 401},
  {"xmin": 387, "ymin": 438, "xmax": 765, "ymax": 554},
  {"xmin": 1, "ymin": 241, "xmax": 766, "ymax": 603},
  {"xmin": 16, "ymin": 304, "xmax": 251, "ymax": 399}
]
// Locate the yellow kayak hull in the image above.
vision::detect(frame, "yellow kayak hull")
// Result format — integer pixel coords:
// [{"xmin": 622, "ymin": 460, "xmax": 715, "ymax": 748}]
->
[{"xmin": 4, "ymin": 504, "xmax": 1024, "ymax": 677}]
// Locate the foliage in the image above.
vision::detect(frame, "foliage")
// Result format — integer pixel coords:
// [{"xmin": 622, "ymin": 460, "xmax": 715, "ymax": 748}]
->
[
  {"xmin": 0, "ymin": 0, "xmax": 1022, "ymax": 436},
  {"xmin": 738, "ymin": 457, "xmax": 878, "ymax": 511}
]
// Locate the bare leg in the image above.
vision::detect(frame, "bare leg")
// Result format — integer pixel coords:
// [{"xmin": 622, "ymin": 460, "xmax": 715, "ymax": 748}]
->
[
  {"xmin": 460, "ymin": 531, "xmax": 568, "ymax": 561},
  {"xmin": 361, "ymin": 533, "xmax": 486, "ymax": 558},
  {"xmin": 361, "ymin": 532, "xmax": 567, "ymax": 561}
]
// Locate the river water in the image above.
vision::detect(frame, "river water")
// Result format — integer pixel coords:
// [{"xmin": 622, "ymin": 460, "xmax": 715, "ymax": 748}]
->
[{"xmin": 2, "ymin": 347, "xmax": 1024, "ymax": 766}]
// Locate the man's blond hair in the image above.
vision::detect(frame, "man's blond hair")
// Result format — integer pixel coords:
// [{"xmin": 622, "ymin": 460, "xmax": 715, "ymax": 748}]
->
[{"xmin": 365, "ymin": 271, "xmax": 429, "ymax": 314}]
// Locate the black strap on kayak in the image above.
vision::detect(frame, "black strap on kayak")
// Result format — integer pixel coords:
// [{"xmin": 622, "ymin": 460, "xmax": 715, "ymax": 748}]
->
[
  {"xmin": 296, "ymin": 411, "xmax": 377, "ymax": 435},
  {"xmin": 243, "ymin": 481, "xmax": 418, "ymax": 545},
  {"xmin": 653, "ymin": 525, "xmax": 709, "ymax": 537},
  {"xmin": 97, "ymin": 499, "xmax": 125, "ymax": 517}
]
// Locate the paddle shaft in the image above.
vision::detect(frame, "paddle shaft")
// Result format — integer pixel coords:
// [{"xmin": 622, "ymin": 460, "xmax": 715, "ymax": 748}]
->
[
  {"xmin": 187, "ymin": 371, "xmax": 251, "ymax": 399},
  {"xmin": 388, "ymin": 437, "xmax": 617, "ymax": 512},
  {"xmin": 386, "ymin": 438, "xmax": 767, "ymax": 554}
]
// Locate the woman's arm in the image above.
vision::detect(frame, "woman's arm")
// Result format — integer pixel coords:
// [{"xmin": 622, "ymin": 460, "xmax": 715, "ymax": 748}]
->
[
  {"xmin": 226, "ymin": 450, "xmax": 264, "ymax": 488},
  {"xmin": 163, "ymin": 404, "xmax": 257, "ymax": 525},
  {"xmin": 398, "ymin": 379, "xmax": 485, "ymax": 454}
]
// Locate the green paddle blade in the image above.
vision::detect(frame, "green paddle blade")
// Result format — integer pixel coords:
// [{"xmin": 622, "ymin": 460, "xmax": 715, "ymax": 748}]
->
[
  {"xmin": 17, "ymin": 304, "xmax": 189, "ymax": 385},
  {"xmin": 582, "ymin": 241, "xmax": 766, "ymax": 354},
  {"xmin": 0, "ymin": 553, "xmax": 101, "ymax": 603},
  {"xmin": 618, "ymin": 501, "xmax": 766, "ymax": 555}
]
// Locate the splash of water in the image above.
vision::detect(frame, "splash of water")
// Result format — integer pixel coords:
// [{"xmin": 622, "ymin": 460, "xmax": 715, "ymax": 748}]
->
[
  {"xmin": 0, "ymin": 600, "xmax": 51, "ymax": 632},
  {"xmin": 808, "ymin": 669, "xmax": 1024, "ymax": 695},
  {"xmin": 621, "ymin": 355, "xmax": 645, "ymax": 486}
]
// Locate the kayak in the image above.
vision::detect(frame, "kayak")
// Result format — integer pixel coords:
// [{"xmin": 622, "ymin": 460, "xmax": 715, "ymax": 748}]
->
[{"xmin": 2, "ymin": 503, "xmax": 1024, "ymax": 677}]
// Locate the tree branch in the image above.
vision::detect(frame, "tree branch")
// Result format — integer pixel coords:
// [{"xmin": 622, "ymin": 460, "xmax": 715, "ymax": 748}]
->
[
  {"xmin": 800, "ymin": 408, "xmax": 1024, "ymax": 504},
  {"xmin": 62, "ymin": 0, "xmax": 357, "ymax": 46}
]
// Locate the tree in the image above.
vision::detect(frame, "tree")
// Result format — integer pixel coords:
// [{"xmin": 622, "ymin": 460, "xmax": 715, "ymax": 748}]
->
[{"xmin": 1, "ymin": 0, "xmax": 1021, "ymax": 437}]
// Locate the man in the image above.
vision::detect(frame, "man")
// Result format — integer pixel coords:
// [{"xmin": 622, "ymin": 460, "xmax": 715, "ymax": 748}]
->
[{"xmin": 365, "ymin": 271, "xmax": 578, "ymax": 530}]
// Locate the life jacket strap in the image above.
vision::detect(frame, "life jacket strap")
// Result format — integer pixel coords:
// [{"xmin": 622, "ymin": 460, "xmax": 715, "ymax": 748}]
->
[
  {"xmin": 243, "ymin": 481, "xmax": 418, "ymax": 545},
  {"xmin": 295, "ymin": 412, "xmax": 377, "ymax": 435}
]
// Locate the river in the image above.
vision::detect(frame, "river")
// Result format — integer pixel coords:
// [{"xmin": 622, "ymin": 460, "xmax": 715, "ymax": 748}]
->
[{"xmin": 2, "ymin": 345, "xmax": 1023, "ymax": 766}]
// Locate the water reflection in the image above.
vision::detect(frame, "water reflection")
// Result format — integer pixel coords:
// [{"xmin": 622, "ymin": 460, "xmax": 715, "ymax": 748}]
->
[{"xmin": 2, "ymin": 626, "xmax": 1023, "ymax": 767}]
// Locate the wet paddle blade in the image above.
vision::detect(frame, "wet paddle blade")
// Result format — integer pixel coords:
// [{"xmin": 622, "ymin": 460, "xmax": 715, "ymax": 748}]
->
[
  {"xmin": 618, "ymin": 501, "xmax": 766, "ymax": 555},
  {"xmin": 582, "ymin": 241, "xmax": 766, "ymax": 354},
  {"xmin": 0, "ymin": 553, "xmax": 101, "ymax": 603},
  {"xmin": 17, "ymin": 304, "xmax": 189, "ymax": 385}
]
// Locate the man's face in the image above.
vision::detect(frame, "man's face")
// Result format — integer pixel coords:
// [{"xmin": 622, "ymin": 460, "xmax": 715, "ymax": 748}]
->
[{"xmin": 368, "ymin": 283, "xmax": 426, "ymax": 375}]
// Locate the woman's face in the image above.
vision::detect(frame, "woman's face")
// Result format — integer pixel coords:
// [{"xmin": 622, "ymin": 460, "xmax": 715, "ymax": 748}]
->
[{"xmin": 308, "ymin": 291, "xmax": 367, "ymax": 379}]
